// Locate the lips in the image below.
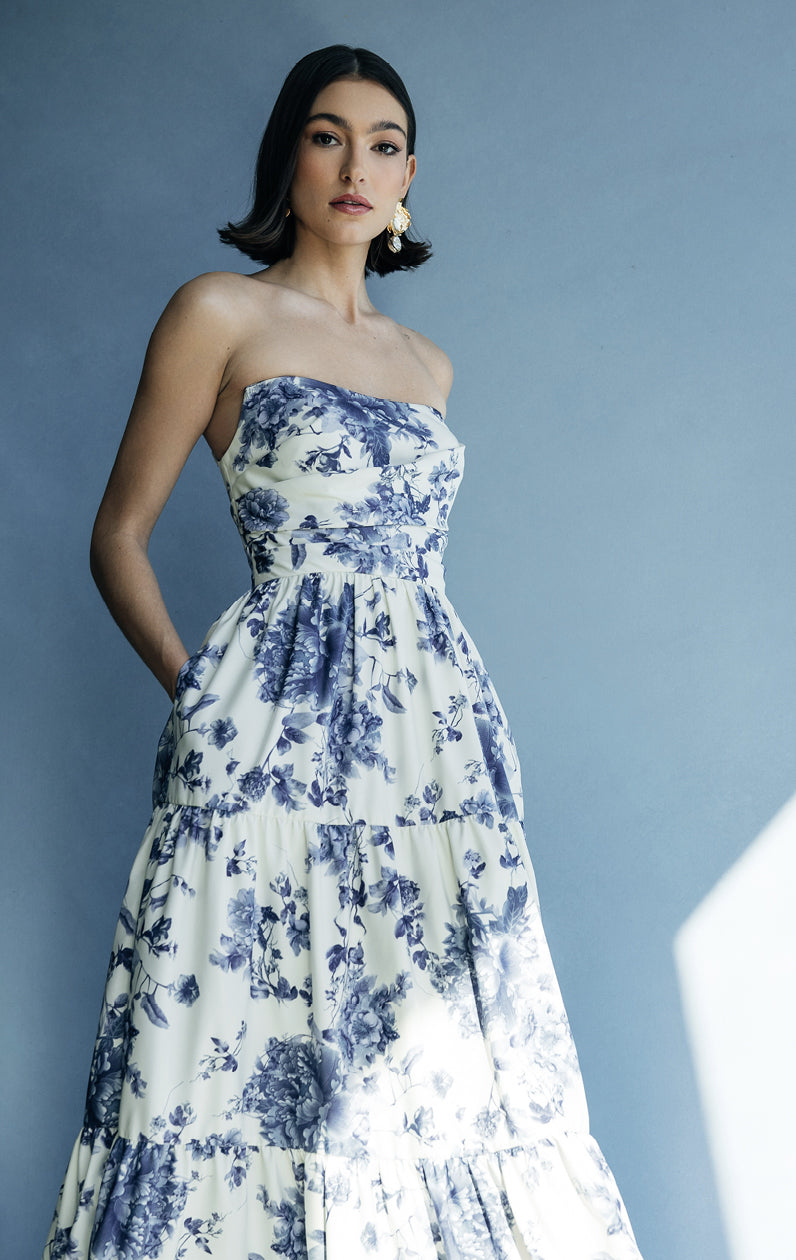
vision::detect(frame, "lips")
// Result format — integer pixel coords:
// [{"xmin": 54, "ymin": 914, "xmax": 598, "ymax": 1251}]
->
[{"xmin": 330, "ymin": 195, "xmax": 373, "ymax": 212}]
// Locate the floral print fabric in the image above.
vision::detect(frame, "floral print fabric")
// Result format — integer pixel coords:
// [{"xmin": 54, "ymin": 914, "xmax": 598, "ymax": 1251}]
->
[{"xmin": 45, "ymin": 377, "xmax": 642, "ymax": 1258}]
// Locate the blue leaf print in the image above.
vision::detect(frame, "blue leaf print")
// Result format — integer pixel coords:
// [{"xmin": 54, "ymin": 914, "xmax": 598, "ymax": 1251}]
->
[
  {"xmin": 141, "ymin": 991, "xmax": 169, "ymax": 1029},
  {"xmin": 381, "ymin": 680, "xmax": 405, "ymax": 714},
  {"xmin": 500, "ymin": 883, "xmax": 529, "ymax": 932},
  {"xmin": 183, "ymin": 692, "xmax": 220, "ymax": 720},
  {"xmin": 141, "ymin": 915, "xmax": 173, "ymax": 956},
  {"xmin": 270, "ymin": 763, "xmax": 307, "ymax": 811},
  {"xmin": 119, "ymin": 905, "xmax": 137, "ymax": 935}
]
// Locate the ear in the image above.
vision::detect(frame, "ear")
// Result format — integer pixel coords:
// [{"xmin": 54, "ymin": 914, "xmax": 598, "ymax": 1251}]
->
[{"xmin": 400, "ymin": 153, "xmax": 417, "ymax": 198}]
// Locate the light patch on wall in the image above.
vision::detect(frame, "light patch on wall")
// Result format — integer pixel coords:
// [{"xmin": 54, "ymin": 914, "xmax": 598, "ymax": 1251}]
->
[{"xmin": 674, "ymin": 795, "xmax": 796, "ymax": 1260}]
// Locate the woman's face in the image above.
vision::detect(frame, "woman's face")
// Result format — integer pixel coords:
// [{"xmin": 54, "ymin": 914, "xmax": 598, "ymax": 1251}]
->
[{"xmin": 289, "ymin": 77, "xmax": 416, "ymax": 250}]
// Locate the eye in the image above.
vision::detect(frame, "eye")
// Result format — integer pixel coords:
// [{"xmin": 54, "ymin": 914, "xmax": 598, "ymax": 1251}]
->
[
  {"xmin": 311, "ymin": 131, "xmax": 340, "ymax": 147},
  {"xmin": 375, "ymin": 141, "xmax": 400, "ymax": 155}
]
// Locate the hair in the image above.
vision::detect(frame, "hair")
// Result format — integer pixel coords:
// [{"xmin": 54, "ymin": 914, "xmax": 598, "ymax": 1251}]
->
[{"xmin": 218, "ymin": 45, "xmax": 431, "ymax": 277}]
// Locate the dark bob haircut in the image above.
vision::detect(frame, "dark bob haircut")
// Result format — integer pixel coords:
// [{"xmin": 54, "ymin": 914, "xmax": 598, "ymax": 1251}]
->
[{"xmin": 218, "ymin": 45, "xmax": 431, "ymax": 277}]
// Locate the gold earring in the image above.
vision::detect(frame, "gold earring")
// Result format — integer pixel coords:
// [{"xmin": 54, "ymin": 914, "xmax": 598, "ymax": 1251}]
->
[{"xmin": 386, "ymin": 201, "xmax": 411, "ymax": 253}]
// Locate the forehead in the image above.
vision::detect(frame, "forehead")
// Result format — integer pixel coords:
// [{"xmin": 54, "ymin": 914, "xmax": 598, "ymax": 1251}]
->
[{"xmin": 307, "ymin": 77, "xmax": 407, "ymax": 130}]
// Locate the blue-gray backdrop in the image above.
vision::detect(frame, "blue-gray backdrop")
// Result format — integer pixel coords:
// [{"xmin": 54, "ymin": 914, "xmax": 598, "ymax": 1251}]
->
[{"xmin": 4, "ymin": 1, "xmax": 796, "ymax": 1256}]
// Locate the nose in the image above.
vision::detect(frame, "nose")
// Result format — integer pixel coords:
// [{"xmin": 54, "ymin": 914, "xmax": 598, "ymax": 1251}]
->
[{"xmin": 339, "ymin": 142, "xmax": 367, "ymax": 184}]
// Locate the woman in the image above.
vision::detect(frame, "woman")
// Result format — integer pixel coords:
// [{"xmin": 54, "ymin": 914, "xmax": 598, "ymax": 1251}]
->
[{"xmin": 45, "ymin": 45, "xmax": 644, "ymax": 1259}]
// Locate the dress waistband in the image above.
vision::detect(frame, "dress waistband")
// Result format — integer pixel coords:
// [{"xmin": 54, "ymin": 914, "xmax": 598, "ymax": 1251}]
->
[{"xmin": 244, "ymin": 525, "xmax": 448, "ymax": 587}]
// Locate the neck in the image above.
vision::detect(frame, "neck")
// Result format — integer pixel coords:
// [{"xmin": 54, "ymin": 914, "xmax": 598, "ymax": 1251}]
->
[{"xmin": 266, "ymin": 232, "xmax": 374, "ymax": 324}]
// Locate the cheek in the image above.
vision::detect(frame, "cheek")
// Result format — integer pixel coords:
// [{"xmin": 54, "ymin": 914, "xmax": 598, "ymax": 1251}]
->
[
  {"xmin": 390, "ymin": 160, "xmax": 413, "ymax": 196},
  {"xmin": 291, "ymin": 148, "xmax": 329, "ymax": 198},
  {"xmin": 371, "ymin": 162, "xmax": 407, "ymax": 199}
]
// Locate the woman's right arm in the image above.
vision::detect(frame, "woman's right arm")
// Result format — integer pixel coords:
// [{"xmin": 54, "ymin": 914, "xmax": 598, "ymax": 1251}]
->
[{"xmin": 90, "ymin": 274, "xmax": 239, "ymax": 698}]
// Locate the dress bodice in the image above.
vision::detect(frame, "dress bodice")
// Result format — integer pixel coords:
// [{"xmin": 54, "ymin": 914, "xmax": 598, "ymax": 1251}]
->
[{"xmin": 218, "ymin": 376, "xmax": 465, "ymax": 586}]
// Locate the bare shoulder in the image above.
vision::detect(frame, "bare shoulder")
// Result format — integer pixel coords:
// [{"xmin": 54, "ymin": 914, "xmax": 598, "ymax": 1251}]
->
[
  {"xmin": 159, "ymin": 270, "xmax": 266, "ymax": 329},
  {"xmin": 398, "ymin": 323, "xmax": 454, "ymax": 400},
  {"xmin": 144, "ymin": 271, "xmax": 277, "ymax": 387}
]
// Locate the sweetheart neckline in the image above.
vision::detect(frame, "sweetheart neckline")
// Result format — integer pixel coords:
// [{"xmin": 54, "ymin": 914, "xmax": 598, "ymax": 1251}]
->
[{"xmin": 216, "ymin": 374, "xmax": 447, "ymax": 466}]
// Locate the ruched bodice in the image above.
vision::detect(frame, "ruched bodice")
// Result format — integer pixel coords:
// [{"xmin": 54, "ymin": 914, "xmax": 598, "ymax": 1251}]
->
[{"xmin": 220, "ymin": 376, "xmax": 463, "ymax": 585}]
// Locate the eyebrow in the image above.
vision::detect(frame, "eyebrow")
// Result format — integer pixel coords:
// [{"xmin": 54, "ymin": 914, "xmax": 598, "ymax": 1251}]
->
[{"xmin": 305, "ymin": 111, "xmax": 407, "ymax": 140}]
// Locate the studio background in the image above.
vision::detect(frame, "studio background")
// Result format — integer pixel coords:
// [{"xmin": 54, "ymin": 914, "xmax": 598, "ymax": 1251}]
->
[{"xmin": 4, "ymin": 2, "xmax": 796, "ymax": 1256}]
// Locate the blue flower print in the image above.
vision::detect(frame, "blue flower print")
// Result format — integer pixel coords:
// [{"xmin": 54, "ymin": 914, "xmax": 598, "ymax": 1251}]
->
[
  {"xmin": 90, "ymin": 1138, "xmax": 188, "ymax": 1259},
  {"xmin": 237, "ymin": 767, "xmax": 269, "ymax": 802},
  {"xmin": 173, "ymin": 973, "xmax": 200, "ymax": 1006},
  {"xmin": 326, "ymin": 697, "xmax": 388, "ymax": 779},
  {"xmin": 207, "ymin": 717, "xmax": 237, "ymax": 748},
  {"xmin": 257, "ymin": 1161, "xmax": 327, "ymax": 1260},
  {"xmin": 236, "ymin": 487, "xmax": 290, "ymax": 534},
  {"xmin": 327, "ymin": 970, "xmax": 409, "ymax": 1068},
  {"xmin": 210, "ymin": 889, "xmax": 257, "ymax": 975},
  {"xmin": 84, "ymin": 1032, "xmax": 126, "ymax": 1132},
  {"xmin": 241, "ymin": 1036, "xmax": 342, "ymax": 1149},
  {"xmin": 233, "ymin": 384, "xmax": 297, "ymax": 472}
]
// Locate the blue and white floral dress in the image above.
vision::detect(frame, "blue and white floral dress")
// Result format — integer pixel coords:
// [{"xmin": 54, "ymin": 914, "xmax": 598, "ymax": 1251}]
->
[{"xmin": 45, "ymin": 377, "xmax": 643, "ymax": 1259}]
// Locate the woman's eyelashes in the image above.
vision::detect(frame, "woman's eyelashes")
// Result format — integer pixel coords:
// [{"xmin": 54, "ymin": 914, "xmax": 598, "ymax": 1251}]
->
[{"xmin": 309, "ymin": 131, "xmax": 401, "ymax": 155}]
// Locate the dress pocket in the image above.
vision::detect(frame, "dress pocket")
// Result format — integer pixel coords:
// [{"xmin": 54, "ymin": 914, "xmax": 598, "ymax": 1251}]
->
[{"xmin": 173, "ymin": 652, "xmax": 197, "ymax": 702}]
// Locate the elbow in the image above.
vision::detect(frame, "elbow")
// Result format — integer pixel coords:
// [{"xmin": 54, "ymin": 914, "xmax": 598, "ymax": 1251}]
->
[
  {"xmin": 89, "ymin": 517, "xmax": 116, "ymax": 595},
  {"xmin": 89, "ymin": 511, "xmax": 147, "ymax": 594},
  {"xmin": 89, "ymin": 523, "xmax": 105, "ymax": 590}
]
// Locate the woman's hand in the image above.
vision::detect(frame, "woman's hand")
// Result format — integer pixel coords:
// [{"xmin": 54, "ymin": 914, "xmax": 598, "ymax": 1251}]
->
[{"xmin": 90, "ymin": 276, "xmax": 237, "ymax": 695}]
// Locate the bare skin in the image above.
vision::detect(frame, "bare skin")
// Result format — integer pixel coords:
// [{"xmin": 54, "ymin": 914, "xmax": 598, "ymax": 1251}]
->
[{"xmin": 90, "ymin": 77, "xmax": 453, "ymax": 699}]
